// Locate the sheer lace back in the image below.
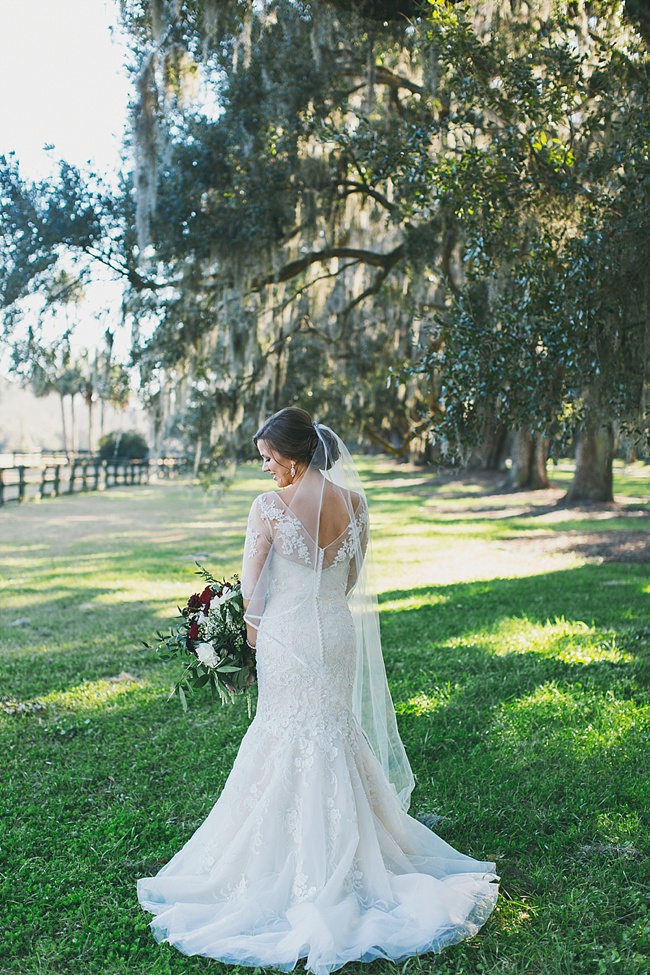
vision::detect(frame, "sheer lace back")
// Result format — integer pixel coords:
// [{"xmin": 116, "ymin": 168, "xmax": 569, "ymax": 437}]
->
[{"xmin": 242, "ymin": 488, "xmax": 369, "ymax": 620}]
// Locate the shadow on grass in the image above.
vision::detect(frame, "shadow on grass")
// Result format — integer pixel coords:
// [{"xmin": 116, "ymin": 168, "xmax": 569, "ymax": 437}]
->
[{"xmin": 377, "ymin": 565, "xmax": 649, "ymax": 888}]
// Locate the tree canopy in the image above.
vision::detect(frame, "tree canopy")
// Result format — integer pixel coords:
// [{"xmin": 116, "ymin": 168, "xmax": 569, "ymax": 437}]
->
[{"xmin": 1, "ymin": 0, "xmax": 649, "ymax": 498}]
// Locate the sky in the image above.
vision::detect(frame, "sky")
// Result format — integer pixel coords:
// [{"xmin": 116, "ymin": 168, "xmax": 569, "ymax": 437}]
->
[
  {"xmin": 0, "ymin": 0, "xmax": 134, "ymax": 368},
  {"xmin": 0, "ymin": 0, "xmax": 131, "ymax": 180}
]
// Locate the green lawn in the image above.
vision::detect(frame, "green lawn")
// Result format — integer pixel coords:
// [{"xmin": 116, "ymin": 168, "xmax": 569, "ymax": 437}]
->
[{"xmin": 1, "ymin": 461, "xmax": 649, "ymax": 975}]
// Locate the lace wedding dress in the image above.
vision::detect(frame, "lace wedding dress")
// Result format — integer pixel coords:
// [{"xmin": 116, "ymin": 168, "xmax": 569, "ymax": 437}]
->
[{"xmin": 138, "ymin": 480, "xmax": 498, "ymax": 973}]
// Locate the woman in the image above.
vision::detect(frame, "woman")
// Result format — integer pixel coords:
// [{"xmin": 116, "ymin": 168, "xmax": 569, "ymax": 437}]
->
[{"xmin": 137, "ymin": 408, "xmax": 498, "ymax": 973}]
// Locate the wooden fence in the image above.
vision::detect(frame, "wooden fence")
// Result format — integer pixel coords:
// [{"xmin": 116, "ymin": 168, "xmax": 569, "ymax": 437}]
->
[{"xmin": 0, "ymin": 458, "xmax": 180, "ymax": 506}]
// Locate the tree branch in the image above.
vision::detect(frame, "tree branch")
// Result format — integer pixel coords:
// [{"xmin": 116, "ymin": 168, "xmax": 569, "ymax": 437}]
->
[
  {"xmin": 82, "ymin": 245, "xmax": 166, "ymax": 291},
  {"xmin": 362, "ymin": 423, "xmax": 411, "ymax": 457},
  {"xmin": 337, "ymin": 260, "xmax": 395, "ymax": 327},
  {"xmin": 336, "ymin": 64, "xmax": 424, "ymax": 96},
  {"xmin": 338, "ymin": 180, "xmax": 399, "ymax": 213},
  {"xmin": 250, "ymin": 243, "xmax": 405, "ymax": 291}
]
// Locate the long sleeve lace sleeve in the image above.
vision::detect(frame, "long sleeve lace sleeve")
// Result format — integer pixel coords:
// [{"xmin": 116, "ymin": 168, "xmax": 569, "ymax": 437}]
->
[
  {"xmin": 241, "ymin": 495, "xmax": 273, "ymax": 627},
  {"xmin": 347, "ymin": 498, "xmax": 369, "ymax": 594}
]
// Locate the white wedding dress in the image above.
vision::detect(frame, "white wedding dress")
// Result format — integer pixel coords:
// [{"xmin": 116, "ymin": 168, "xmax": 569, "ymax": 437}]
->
[{"xmin": 137, "ymin": 490, "xmax": 498, "ymax": 973}]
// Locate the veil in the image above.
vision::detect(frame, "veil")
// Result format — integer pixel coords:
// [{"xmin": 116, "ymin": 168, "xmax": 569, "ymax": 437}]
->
[{"xmin": 241, "ymin": 423, "xmax": 415, "ymax": 810}]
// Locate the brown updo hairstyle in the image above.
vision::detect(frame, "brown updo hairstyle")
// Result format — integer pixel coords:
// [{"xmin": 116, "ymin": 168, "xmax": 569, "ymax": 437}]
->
[{"xmin": 254, "ymin": 407, "xmax": 340, "ymax": 471}]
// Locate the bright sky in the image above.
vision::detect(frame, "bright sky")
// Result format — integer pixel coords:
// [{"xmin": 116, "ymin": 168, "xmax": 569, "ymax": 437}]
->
[
  {"xmin": 0, "ymin": 0, "xmax": 131, "ymax": 179},
  {"xmin": 0, "ymin": 0, "xmax": 133, "ymax": 368}
]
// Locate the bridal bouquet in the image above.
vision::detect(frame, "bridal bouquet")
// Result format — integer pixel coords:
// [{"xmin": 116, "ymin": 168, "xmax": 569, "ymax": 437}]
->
[{"xmin": 145, "ymin": 565, "xmax": 256, "ymax": 710}]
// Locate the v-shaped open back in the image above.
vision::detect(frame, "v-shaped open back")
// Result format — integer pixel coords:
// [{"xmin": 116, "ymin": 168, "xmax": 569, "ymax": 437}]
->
[{"xmin": 271, "ymin": 489, "xmax": 361, "ymax": 554}]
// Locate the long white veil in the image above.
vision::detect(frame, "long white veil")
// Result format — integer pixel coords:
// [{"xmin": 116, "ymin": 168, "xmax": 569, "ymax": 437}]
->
[{"xmin": 242, "ymin": 423, "xmax": 414, "ymax": 810}]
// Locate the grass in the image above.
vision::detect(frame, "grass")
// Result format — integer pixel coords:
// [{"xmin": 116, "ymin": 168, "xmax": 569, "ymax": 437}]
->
[{"xmin": 1, "ymin": 460, "xmax": 649, "ymax": 975}]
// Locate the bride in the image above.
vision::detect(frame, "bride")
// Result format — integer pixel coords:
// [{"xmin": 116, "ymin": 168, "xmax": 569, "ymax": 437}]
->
[{"xmin": 137, "ymin": 408, "xmax": 498, "ymax": 973}]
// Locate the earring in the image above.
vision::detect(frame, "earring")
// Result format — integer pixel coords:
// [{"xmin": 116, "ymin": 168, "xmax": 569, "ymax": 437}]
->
[{"xmin": 290, "ymin": 461, "xmax": 296, "ymax": 479}]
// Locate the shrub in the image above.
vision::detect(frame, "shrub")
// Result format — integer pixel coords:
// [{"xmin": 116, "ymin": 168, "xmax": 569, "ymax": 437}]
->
[{"xmin": 98, "ymin": 430, "xmax": 149, "ymax": 460}]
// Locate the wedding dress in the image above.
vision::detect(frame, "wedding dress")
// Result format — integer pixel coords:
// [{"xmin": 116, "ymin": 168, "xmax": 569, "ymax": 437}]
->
[{"xmin": 137, "ymin": 428, "xmax": 498, "ymax": 973}]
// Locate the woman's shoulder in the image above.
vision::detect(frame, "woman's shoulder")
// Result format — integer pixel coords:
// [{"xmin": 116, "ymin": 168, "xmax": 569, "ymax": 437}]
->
[
  {"xmin": 324, "ymin": 484, "xmax": 367, "ymax": 529},
  {"xmin": 250, "ymin": 490, "xmax": 284, "ymax": 519},
  {"xmin": 348, "ymin": 488, "xmax": 366, "ymax": 514}
]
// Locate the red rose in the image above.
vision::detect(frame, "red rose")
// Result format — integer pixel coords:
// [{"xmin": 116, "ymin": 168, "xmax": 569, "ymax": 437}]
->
[
  {"xmin": 189, "ymin": 622, "xmax": 199, "ymax": 639},
  {"xmin": 199, "ymin": 586, "xmax": 213, "ymax": 610},
  {"xmin": 187, "ymin": 593, "xmax": 202, "ymax": 610}
]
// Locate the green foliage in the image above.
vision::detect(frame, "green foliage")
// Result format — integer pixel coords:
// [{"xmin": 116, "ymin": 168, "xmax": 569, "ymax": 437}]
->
[
  {"xmin": 118, "ymin": 0, "xmax": 433, "ymax": 456},
  {"xmin": 98, "ymin": 430, "xmax": 149, "ymax": 460},
  {"xmin": 3, "ymin": 1, "xmax": 650, "ymax": 476},
  {"xmin": 115, "ymin": 0, "xmax": 650, "ymax": 470},
  {"xmin": 0, "ymin": 156, "xmax": 125, "ymax": 322},
  {"xmin": 411, "ymin": 1, "xmax": 650, "ymax": 451},
  {"xmin": 144, "ymin": 566, "xmax": 255, "ymax": 708}
]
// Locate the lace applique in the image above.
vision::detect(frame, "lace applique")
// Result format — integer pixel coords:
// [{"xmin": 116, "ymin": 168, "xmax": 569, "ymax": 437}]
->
[
  {"xmin": 258, "ymin": 496, "xmax": 312, "ymax": 565},
  {"xmin": 268, "ymin": 574, "xmax": 288, "ymax": 594},
  {"xmin": 326, "ymin": 797, "xmax": 342, "ymax": 859},
  {"xmin": 247, "ymin": 529, "xmax": 261, "ymax": 558},
  {"xmin": 331, "ymin": 503, "xmax": 369, "ymax": 567},
  {"xmin": 293, "ymin": 737, "xmax": 315, "ymax": 773},
  {"xmin": 285, "ymin": 800, "xmax": 303, "ymax": 842},
  {"xmin": 344, "ymin": 859, "xmax": 365, "ymax": 896},
  {"xmin": 292, "ymin": 870, "xmax": 317, "ymax": 902},
  {"xmin": 219, "ymin": 876, "xmax": 248, "ymax": 902}
]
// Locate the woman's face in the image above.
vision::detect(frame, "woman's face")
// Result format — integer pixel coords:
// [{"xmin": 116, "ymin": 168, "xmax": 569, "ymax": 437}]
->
[{"xmin": 256, "ymin": 439, "xmax": 293, "ymax": 489}]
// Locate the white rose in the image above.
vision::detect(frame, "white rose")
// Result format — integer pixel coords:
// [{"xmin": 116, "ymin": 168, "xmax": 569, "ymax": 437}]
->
[{"xmin": 195, "ymin": 642, "xmax": 219, "ymax": 668}]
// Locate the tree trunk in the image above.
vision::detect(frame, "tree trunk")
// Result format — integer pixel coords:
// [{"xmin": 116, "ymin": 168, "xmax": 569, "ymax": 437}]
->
[
  {"xmin": 70, "ymin": 394, "xmax": 77, "ymax": 454},
  {"xmin": 564, "ymin": 418, "xmax": 615, "ymax": 504},
  {"xmin": 466, "ymin": 420, "xmax": 508, "ymax": 470},
  {"xmin": 506, "ymin": 430, "xmax": 550, "ymax": 490},
  {"xmin": 59, "ymin": 393, "xmax": 69, "ymax": 458},
  {"xmin": 193, "ymin": 437, "xmax": 202, "ymax": 477},
  {"xmin": 530, "ymin": 435, "xmax": 550, "ymax": 489},
  {"xmin": 87, "ymin": 397, "xmax": 94, "ymax": 454}
]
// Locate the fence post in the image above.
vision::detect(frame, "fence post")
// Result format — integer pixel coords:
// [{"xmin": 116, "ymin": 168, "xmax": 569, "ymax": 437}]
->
[{"xmin": 0, "ymin": 457, "xmax": 165, "ymax": 506}]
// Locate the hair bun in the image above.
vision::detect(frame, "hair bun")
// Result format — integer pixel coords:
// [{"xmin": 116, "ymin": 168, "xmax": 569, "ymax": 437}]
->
[
  {"xmin": 253, "ymin": 407, "xmax": 340, "ymax": 470},
  {"xmin": 312, "ymin": 424, "xmax": 340, "ymax": 471}
]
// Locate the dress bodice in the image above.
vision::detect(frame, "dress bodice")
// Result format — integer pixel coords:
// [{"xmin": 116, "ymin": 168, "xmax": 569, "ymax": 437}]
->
[
  {"xmin": 241, "ymin": 490, "xmax": 369, "ymax": 616},
  {"xmin": 266, "ymin": 550, "xmax": 351, "ymax": 606},
  {"xmin": 258, "ymin": 552, "xmax": 357, "ymax": 726}
]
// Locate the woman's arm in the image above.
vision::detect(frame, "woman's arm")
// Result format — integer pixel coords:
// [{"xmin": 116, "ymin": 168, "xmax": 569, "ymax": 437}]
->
[
  {"xmin": 346, "ymin": 496, "xmax": 369, "ymax": 594},
  {"xmin": 243, "ymin": 599, "xmax": 257, "ymax": 650},
  {"xmin": 241, "ymin": 496, "xmax": 273, "ymax": 648}
]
